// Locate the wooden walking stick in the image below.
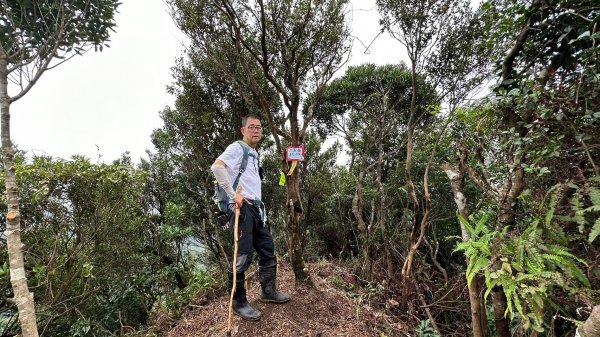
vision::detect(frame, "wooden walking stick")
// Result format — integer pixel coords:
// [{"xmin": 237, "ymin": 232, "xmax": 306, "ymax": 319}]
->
[{"xmin": 227, "ymin": 193, "xmax": 241, "ymax": 337}]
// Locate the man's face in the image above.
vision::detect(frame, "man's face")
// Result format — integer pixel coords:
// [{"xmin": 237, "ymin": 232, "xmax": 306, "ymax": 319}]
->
[{"xmin": 241, "ymin": 117, "xmax": 263, "ymax": 147}]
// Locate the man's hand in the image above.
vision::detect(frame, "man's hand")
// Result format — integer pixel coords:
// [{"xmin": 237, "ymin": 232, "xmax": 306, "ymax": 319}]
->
[{"xmin": 233, "ymin": 186, "xmax": 247, "ymax": 209}]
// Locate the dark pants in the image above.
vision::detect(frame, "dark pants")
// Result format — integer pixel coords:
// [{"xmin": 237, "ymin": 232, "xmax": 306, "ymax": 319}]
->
[{"xmin": 228, "ymin": 203, "xmax": 276, "ymax": 273}]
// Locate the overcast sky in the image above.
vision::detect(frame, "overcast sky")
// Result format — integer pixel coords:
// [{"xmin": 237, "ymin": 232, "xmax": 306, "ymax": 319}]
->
[{"xmin": 10, "ymin": 0, "xmax": 405, "ymax": 164}]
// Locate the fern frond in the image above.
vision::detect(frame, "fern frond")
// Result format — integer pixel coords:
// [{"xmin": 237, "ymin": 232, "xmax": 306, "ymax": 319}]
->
[
  {"xmin": 545, "ymin": 193, "xmax": 558, "ymax": 227},
  {"xmin": 467, "ymin": 253, "xmax": 477, "ymax": 272},
  {"xmin": 457, "ymin": 213, "xmax": 475, "ymax": 237},
  {"xmin": 511, "ymin": 259, "xmax": 524, "ymax": 272},
  {"xmin": 555, "ymin": 215, "xmax": 582, "ymax": 223},
  {"xmin": 467, "ymin": 256, "xmax": 489, "ymax": 287},
  {"xmin": 589, "ymin": 218, "xmax": 600, "ymax": 243},
  {"xmin": 570, "ymin": 193, "xmax": 586, "ymax": 226},
  {"xmin": 504, "ymin": 282, "xmax": 517, "ymax": 319},
  {"xmin": 546, "ymin": 245, "xmax": 587, "ymax": 265},
  {"xmin": 471, "ymin": 242, "xmax": 492, "ymax": 255},
  {"xmin": 564, "ymin": 265, "xmax": 591, "ymax": 288},
  {"xmin": 526, "ymin": 246, "xmax": 543, "ymax": 266},
  {"xmin": 515, "ymin": 273, "xmax": 539, "ymax": 282},
  {"xmin": 475, "ymin": 214, "xmax": 490, "ymax": 235},
  {"xmin": 521, "ymin": 226, "xmax": 536, "ymax": 240},
  {"xmin": 584, "ymin": 205, "xmax": 600, "ymax": 212},
  {"xmin": 525, "ymin": 258, "xmax": 542, "ymax": 273},
  {"xmin": 545, "ymin": 245, "xmax": 573, "ymax": 257},
  {"xmin": 589, "ymin": 187, "xmax": 600, "ymax": 206},
  {"xmin": 539, "ymin": 271, "xmax": 557, "ymax": 280},
  {"xmin": 513, "ymin": 291, "xmax": 524, "ymax": 317},
  {"xmin": 516, "ymin": 242, "xmax": 525, "ymax": 270},
  {"xmin": 540, "ymin": 254, "xmax": 565, "ymax": 264},
  {"xmin": 454, "ymin": 242, "xmax": 469, "ymax": 253}
]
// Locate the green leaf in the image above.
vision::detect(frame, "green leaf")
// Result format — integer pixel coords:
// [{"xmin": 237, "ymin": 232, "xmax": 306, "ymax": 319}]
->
[
  {"xmin": 576, "ymin": 30, "xmax": 591, "ymax": 39},
  {"xmin": 540, "ymin": 254, "xmax": 563, "ymax": 264},
  {"xmin": 457, "ymin": 213, "xmax": 475, "ymax": 237},
  {"xmin": 513, "ymin": 292, "xmax": 524, "ymax": 316},
  {"xmin": 0, "ymin": 262, "xmax": 8, "ymax": 278},
  {"xmin": 467, "ymin": 256, "xmax": 489, "ymax": 287},
  {"xmin": 589, "ymin": 187, "xmax": 600, "ymax": 206},
  {"xmin": 584, "ymin": 205, "xmax": 600, "ymax": 212},
  {"xmin": 81, "ymin": 263, "xmax": 94, "ymax": 278},
  {"xmin": 33, "ymin": 265, "xmax": 46, "ymax": 273},
  {"xmin": 589, "ymin": 218, "xmax": 600, "ymax": 243}
]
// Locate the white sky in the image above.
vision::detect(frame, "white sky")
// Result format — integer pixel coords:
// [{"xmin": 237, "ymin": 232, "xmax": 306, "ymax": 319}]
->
[{"xmin": 10, "ymin": 0, "xmax": 405, "ymax": 164}]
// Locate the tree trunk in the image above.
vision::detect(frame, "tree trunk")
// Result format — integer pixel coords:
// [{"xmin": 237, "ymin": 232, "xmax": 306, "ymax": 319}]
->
[
  {"xmin": 491, "ymin": 167, "xmax": 524, "ymax": 337},
  {"xmin": 400, "ymin": 64, "xmax": 421, "ymax": 310},
  {"xmin": 352, "ymin": 172, "xmax": 373, "ymax": 279},
  {"xmin": 491, "ymin": 286, "xmax": 511, "ymax": 337},
  {"xmin": 285, "ymin": 170, "xmax": 310, "ymax": 285},
  {"xmin": 470, "ymin": 279, "xmax": 487, "ymax": 337},
  {"xmin": 578, "ymin": 305, "xmax": 600, "ymax": 337},
  {"xmin": 443, "ymin": 147, "xmax": 487, "ymax": 337},
  {"xmin": 0, "ymin": 49, "xmax": 40, "ymax": 337},
  {"xmin": 376, "ymin": 113, "xmax": 393, "ymax": 279}
]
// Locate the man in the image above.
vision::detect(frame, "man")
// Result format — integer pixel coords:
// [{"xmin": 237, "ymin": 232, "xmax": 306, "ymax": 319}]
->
[{"xmin": 210, "ymin": 114, "xmax": 290, "ymax": 321}]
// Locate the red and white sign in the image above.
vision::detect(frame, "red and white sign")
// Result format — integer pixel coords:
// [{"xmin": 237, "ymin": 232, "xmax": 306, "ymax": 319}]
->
[{"xmin": 286, "ymin": 146, "xmax": 305, "ymax": 161}]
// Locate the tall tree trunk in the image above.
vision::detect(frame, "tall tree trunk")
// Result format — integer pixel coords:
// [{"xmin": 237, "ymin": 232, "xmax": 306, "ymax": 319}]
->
[
  {"xmin": 443, "ymin": 146, "xmax": 487, "ymax": 337},
  {"xmin": 0, "ymin": 49, "xmax": 40, "ymax": 337},
  {"xmin": 376, "ymin": 111, "xmax": 392, "ymax": 278},
  {"xmin": 400, "ymin": 64, "xmax": 421, "ymax": 310},
  {"xmin": 491, "ymin": 166, "xmax": 524, "ymax": 337},
  {"xmin": 285, "ymin": 171, "xmax": 310, "ymax": 284},
  {"xmin": 487, "ymin": 2, "xmax": 538, "ymax": 333},
  {"xmin": 491, "ymin": 287, "xmax": 511, "ymax": 337},
  {"xmin": 352, "ymin": 171, "xmax": 373, "ymax": 279}
]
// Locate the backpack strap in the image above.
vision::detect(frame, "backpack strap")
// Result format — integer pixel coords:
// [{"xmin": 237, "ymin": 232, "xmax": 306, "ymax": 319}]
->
[{"xmin": 231, "ymin": 141, "xmax": 250, "ymax": 192}]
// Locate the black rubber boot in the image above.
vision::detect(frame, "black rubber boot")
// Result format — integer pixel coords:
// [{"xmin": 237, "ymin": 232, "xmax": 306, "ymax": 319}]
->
[
  {"xmin": 229, "ymin": 271, "xmax": 261, "ymax": 321},
  {"xmin": 259, "ymin": 266, "xmax": 290, "ymax": 303}
]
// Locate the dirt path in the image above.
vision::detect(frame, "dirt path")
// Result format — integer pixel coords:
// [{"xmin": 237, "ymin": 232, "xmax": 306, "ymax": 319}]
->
[{"xmin": 165, "ymin": 262, "xmax": 401, "ymax": 336}]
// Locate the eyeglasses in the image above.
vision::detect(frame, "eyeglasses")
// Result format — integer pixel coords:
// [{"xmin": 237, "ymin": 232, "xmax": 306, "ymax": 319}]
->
[{"xmin": 245, "ymin": 125, "xmax": 263, "ymax": 131}]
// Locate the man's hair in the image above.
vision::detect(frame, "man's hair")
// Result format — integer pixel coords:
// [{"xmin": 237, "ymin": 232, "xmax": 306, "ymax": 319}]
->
[{"xmin": 242, "ymin": 114, "xmax": 261, "ymax": 127}]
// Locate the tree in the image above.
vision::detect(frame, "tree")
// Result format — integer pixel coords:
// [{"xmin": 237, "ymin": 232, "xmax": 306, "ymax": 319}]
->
[
  {"xmin": 376, "ymin": 1, "xmax": 491, "ymax": 326},
  {"xmin": 313, "ymin": 63, "xmax": 436, "ymax": 279},
  {"xmin": 0, "ymin": 1, "xmax": 120, "ymax": 334},
  {"xmin": 376, "ymin": 0, "xmax": 494, "ymax": 334},
  {"xmin": 451, "ymin": 0, "xmax": 599, "ymax": 335},
  {"xmin": 169, "ymin": 0, "xmax": 350, "ymax": 284}
]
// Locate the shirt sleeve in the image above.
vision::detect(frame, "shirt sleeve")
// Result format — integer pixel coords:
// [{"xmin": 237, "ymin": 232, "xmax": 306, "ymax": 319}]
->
[{"xmin": 217, "ymin": 143, "xmax": 243, "ymax": 172}]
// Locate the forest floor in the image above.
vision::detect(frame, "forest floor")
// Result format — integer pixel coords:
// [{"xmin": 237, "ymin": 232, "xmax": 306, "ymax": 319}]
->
[{"xmin": 164, "ymin": 261, "xmax": 410, "ymax": 337}]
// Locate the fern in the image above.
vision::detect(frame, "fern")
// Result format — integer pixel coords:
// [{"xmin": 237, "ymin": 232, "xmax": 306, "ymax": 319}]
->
[
  {"xmin": 453, "ymin": 187, "xmax": 595, "ymax": 334},
  {"xmin": 466, "ymin": 255, "xmax": 489, "ymax": 287},
  {"xmin": 415, "ymin": 320, "xmax": 440, "ymax": 337},
  {"xmin": 552, "ymin": 182, "xmax": 600, "ymax": 243},
  {"xmin": 580, "ymin": 185, "xmax": 600, "ymax": 243},
  {"xmin": 463, "ymin": 220, "xmax": 588, "ymax": 333},
  {"xmin": 589, "ymin": 187, "xmax": 600, "ymax": 205},
  {"xmin": 590, "ymin": 218, "xmax": 600, "ymax": 243},
  {"xmin": 571, "ymin": 191, "xmax": 587, "ymax": 231},
  {"xmin": 454, "ymin": 213, "xmax": 495, "ymax": 287},
  {"xmin": 457, "ymin": 213, "xmax": 475, "ymax": 236}
]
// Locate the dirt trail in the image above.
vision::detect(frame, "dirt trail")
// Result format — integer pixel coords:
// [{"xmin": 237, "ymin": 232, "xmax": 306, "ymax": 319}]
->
[{"xmin": 165, "ymin": 262, "xmax": 402, "ymax": 337}]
